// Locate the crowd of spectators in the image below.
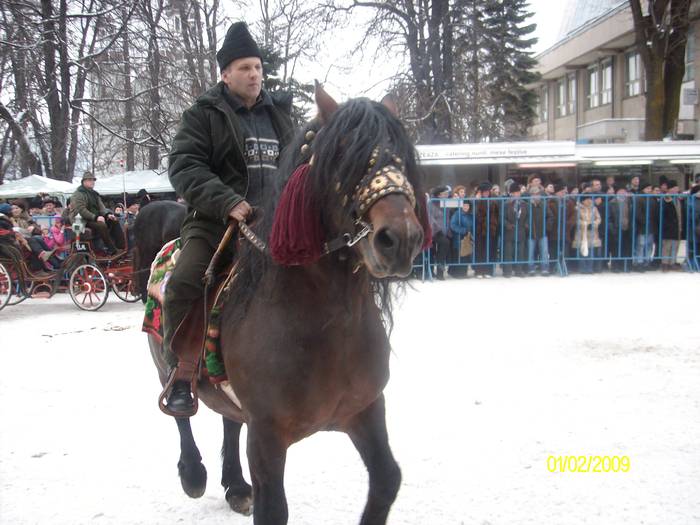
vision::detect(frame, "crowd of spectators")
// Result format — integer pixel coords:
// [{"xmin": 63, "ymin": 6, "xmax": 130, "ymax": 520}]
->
[
  {"xmin": 424, "ymin": 174, "xmax": 700, "ymax": 280},
  {"xmin": 0, "ymin": 184, "xmax": 156, "ymax": 272}
]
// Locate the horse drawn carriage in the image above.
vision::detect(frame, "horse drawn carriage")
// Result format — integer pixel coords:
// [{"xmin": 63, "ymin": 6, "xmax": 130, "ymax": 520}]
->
[{"xmin": 0, "ymin": 215, "xmax": 139, "ymax": 312}]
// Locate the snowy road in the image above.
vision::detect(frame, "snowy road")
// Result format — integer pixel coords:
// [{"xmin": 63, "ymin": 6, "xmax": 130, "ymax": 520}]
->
[{"xmin": 1, "ymin": 273, "xmax": 699, "ymax": 525}]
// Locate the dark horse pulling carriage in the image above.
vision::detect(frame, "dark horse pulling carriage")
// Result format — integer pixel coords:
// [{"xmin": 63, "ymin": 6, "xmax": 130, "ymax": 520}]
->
[{"xmin": 141, "ymin": 85, "xmax": 429, "ymax": 524}]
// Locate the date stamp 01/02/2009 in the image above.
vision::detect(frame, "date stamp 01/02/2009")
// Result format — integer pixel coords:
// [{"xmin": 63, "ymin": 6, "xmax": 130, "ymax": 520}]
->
[{"xmin": 546, "ymin": 455, "xmax": 631, "ymax": 473}]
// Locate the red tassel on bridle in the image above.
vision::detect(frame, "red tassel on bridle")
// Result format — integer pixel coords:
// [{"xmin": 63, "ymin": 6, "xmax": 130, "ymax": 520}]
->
[
  {"xmin": 418, "ymin": 200, "xmax": 433, "ymax": 250},
  {"xmin": 269, "ymin": 163, "xmax": 324, "ymax": 266}
]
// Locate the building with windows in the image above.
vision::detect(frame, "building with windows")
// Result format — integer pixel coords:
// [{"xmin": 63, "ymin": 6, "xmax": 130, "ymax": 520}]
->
[{"xmin": 529, "ymin": 0, "xmax": 699, "ymax": 143}]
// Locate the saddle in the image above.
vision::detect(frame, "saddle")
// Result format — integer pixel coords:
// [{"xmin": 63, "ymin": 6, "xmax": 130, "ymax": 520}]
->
[{"xmin": 142, "ymin": 229, "xmax": 241, "ymax": 417}]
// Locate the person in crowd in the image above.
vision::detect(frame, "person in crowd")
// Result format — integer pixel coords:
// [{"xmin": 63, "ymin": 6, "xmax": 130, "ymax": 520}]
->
[
  {"xmin": 113, "ymin": 203, "xmax": 125, "ymax": 216},
  {"xmin": 690, "ymin": 185, "xmax": 700, "ymax": 268},
  {"xmin": 70, "ymin": 171, "xmax": 124, "ymax": 255},
  {"xmin": 473, "ymin": 181, "xmax": 499, "ymax": 278},
  {"xmin": 544, "ymin": 183, "xmax": 555, "ymax": 196},
  {"xmin": 590, "ymin": 178, "xmax": 608, "ymax": 271},
  {"xmin": 524, "ymin": 184, "xmax": 552, "ymax": 276},
  {"xmin": 660, "ymin": 180, "xmax": 682, "ymax": 271},
  {"xmin": 628, "ymin": 175, "xmax": 641, "ymax": 194},
  {"xmin": 448, "ymin": 199, "xmax": 473, "ymax": 278},
  {"xmin": 572, "ymin": 194, "xmax": 602, "ymax": 274},
  {"xmin": 502, "ymin": 183, "xmax": 527, "ymax": 277},
  {"xmin": 41, "ymin": 198, "xmax": 60, "ymax": 217},
  {"xmin": 609, "ymin": 187, "xmax": 633, "ymax": 272},
  {"xmin": 428, "ymin": 186, "xmax": 451, "ymax": 280},
  {"xmin": 9, "ymin": 202, "xmax": 32, "ymax": 237},
  {"xmin": 527, "ymin": 174, "xmax": 542, "ymax": 192},
  {"xmin": 28, "ymin": 198, "xmax": 43, "ymax": 216},
  {"xmin": 137, "ymin": 188, "xmax": 154, "ymax": 209},
  {"xmin": 633, "ymin": 181, "xmax": 657, "ymax": 271},
  {"xmin": 659, "ymin": 177, "xmax": 669, "ymax": 194},
  {"xmin": 26, "ymin": 223, "xmax": 61, "ymax": 270},
  {"xmin": 491, "ymin": 184, "xmax": 501, "ymax": 197},
  {"xmin": 452, "ymin": 185, "xmax": 467, "ymax": 199},
  {"xmin": 546, "ymin": 183, "xmax": 569, "ymax": 272},
  {"xmin": 49, "ymin": 217, "xmax": 72, "ymax": 256},
  {"xmin": 604, "ymin": 175, "xmax": 616, "ymax": 193}
]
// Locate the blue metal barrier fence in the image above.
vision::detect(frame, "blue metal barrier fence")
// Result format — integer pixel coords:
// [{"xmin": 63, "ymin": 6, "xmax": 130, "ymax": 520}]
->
[{"xmin": 416, "ymin": 193, "xmax": 699, "ymax": 279}]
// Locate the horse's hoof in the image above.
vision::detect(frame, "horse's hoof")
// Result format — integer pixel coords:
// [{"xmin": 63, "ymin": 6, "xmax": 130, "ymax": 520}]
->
[
  {"xmin": 178, "ymin": 459, "xmax": 207, "ymax": 498},
  {"xmin": 226, "ymin": 488, "xmax": 253, "ymax": 515}
]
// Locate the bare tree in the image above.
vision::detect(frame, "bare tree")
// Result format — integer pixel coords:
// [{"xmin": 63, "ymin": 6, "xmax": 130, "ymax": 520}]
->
[{"xmin": 629, "ymin": 0, "xmax": 691, "ymax": 140}]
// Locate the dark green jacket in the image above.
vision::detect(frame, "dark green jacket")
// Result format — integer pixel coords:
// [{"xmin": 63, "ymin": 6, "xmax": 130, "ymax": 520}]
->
[
  {"xmin": 169, "ymin": 82, "xmax": 294, "ymax": 247},
  {"xmin": 70, "ymin": 185, "xmax": 108, "ymax": 222}
]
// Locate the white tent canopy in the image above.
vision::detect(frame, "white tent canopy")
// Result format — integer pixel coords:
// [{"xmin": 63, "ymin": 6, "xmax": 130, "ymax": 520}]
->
[{"xmin": 0, "ymin": 175, "xmax": 75, "ymax": 199}]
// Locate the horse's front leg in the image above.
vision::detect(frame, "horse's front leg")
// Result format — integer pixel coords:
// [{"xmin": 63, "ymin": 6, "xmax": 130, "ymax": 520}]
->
[
  {"xmin": 175, "ymin": 417, "xmax": 207, "ymax": 498},
  {"xmin": 221, "ymin": 417, "xmax": 253, "ymax": 515},
  {"xmin": 345, "ymin": 395, "xmax": 401, "ymax": 525},
  {"xmin": 247, "ymin": 420, "xmax": 289, "ymax": 524}
]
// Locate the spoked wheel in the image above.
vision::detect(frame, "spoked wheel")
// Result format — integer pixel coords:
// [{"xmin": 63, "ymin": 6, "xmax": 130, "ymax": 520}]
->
[
  {"xmin": 0, "ymin": 263, "xmax": 11, "ymax": 311},
  {"xmin": 69, "ymin": 263, "xmax": 109, "ymax": 311},
  {"xmin": 111, "ymin": 276, "xmax": 140, "ymax": 303}
]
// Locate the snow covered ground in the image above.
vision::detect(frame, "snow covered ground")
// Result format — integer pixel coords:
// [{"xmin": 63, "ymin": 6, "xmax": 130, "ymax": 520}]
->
[{"xmin": 1, "ymin": 272, "xmax": 699, "ymax": 525}]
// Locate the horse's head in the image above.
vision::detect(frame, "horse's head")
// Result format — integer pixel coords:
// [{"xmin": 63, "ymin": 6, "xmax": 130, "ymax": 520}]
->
[{"xmin": 305, "ymin": 85, "xmax": 428, "ymax": 278}]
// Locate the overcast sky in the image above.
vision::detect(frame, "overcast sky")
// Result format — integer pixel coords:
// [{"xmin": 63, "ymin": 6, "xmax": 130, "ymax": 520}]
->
[{"xmin": 287, "ymin": 0, "xmax": 568, "ymax": 104}]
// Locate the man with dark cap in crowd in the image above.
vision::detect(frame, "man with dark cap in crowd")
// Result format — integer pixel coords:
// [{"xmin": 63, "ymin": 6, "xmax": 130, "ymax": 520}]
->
[
  {"xmin": 502, "ymin": 182, "xmax": 527, "ymax": 277},
  {"xmin": 428, "ymin": 185, "xmax": 451, "ymax": 280},
  {"xmin": 473, "ymin": 181, "xmax": 499, "ymax": 277},
  {"xmin": 633, "ymin": 180, "xmax": 657, "ymax": 270},
  {"xmin": 162, "ymin": 21, "xmax": 294, "ymax": 415},
  {"xmin": 660, "ymin": 180, "xmax": 682, "ymax": 271},
  {"xmin": 70, "ymin": 171, "xmax": 124, "ymax": 255}
]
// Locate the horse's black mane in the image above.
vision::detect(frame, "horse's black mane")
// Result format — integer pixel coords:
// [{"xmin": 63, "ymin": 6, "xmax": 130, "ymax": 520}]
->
[{"xmin": 225, "ymin": 98, "xmax": 426, "ymax": 329}]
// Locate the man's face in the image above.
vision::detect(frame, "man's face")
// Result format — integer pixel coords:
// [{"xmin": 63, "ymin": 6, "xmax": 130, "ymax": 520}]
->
[
  {"xmin": 591, "ymin": 180, "xmax": 602, "ymax": 192},
  {"xmin": 531, "ymin": 177, "xmax": 541, "ymax": 187},
  {"xmin": 642, "ymin": 186, "xmax": 651, "ymax": 194},
  {"xmin": 606, "ymin": 177, "xmax": 614, "ymax": 186},
  {"xmin": 631, "ymin": 177, "xmax": 640, "ymax": 187},
  {"xmin": 222, "ymin": 57, "xmax": 263, "ymax": 106},
  {"xmin": 44, "ymin": 202, "xmax": 54, "ymax": 214},
  {"xmin": 128, "ymin": 203, "xmax": 139, "ymax": 214},
  {"xmin": 83, "ymin": 178, "xmax": 96, "ymax": 189}
]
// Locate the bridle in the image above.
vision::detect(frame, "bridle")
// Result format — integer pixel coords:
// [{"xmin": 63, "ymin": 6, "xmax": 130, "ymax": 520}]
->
[{"xmin": 240, "ymin": 132, "xmax": 417, "ymax": 259}]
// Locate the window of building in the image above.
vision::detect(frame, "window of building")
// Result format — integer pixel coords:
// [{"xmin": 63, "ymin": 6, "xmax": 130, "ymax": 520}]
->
[
  {"xmin": 587, "ymin": 66, "xmax": 600, "ymax": 108},
  {"xmin": 600, "ymin": 59, "xmax": 613, "ymax": 104},
  {"xmin": 556, "ymin": 78, "xmax": 566, "ymax": 117},
  {"xmin": 626, "ymin": 52, "xmax": 641, "ymax": 96},
  {"xmin": 684, "ymin": 28, "xmax": 695, "ymax": 82},
  {"xmin": 567, "ymin": 72, "xmax": 577, "ymax": 114},
  {"xmin": 538, "ymin": 85, "xmax": 548, "ymax": 122}
]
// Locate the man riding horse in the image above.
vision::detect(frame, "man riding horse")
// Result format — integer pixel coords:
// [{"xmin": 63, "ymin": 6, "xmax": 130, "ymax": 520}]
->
[{"xmin": 162, "ymin": 22, "xmax": 294, "ymax": 415}]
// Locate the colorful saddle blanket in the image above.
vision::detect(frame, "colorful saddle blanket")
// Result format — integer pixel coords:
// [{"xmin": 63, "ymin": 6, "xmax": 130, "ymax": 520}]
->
[{"xmin": 142, "ymin": 238, "xmax": 227, "ymax": 382}]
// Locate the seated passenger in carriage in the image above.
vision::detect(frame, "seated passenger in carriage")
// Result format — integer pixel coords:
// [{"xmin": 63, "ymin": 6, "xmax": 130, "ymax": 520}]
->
[
  {"xmin": 0, "ymin": 203, "xmax": 51, "ymax": 272},
  {"xmin": 69, "ymin": 171, "xmax": 125, "ymax": 256}
]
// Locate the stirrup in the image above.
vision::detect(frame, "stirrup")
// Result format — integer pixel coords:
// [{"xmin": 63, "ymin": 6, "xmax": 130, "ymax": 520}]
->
[{"xmin": 158, "ymin": 364, "xmax": 199, "ymax": 417}]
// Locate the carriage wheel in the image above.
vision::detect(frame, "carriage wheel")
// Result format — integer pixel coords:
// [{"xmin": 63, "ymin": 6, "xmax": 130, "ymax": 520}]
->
[
  {"xmin": 0, "ymin": 263, "xmax": 11, "ymax": 311},
  {"xmin": 69, "ymin": 264, "xmax": 109, "ymax": 311},
  {"xmin": 111, "ymin": 276, "xmax": 140, "ymax": 303}
]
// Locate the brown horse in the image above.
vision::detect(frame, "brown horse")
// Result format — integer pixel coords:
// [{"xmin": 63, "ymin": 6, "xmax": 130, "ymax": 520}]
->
[{"xmin": 147, "ymin": 85, "xmax": 428, "ymax": 524}]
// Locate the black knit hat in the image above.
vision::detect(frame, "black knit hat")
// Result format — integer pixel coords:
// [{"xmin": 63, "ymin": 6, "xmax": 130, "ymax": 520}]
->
[
  {"xmin": 478, "ymin": 181, "xmax": 492, "ymax": 192},
  {"xmin": 216, "ymin": 22, "xmax": 262, "ymax": 71},
  {"xmin": 553, "ymin": 183, "xmax": 567, "ymax": 193}
]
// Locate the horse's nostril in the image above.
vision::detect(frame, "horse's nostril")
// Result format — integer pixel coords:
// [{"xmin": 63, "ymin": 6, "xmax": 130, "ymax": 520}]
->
[{"xmin": 375, "ymin": 228, "xmax": 397, "ymax": 251}]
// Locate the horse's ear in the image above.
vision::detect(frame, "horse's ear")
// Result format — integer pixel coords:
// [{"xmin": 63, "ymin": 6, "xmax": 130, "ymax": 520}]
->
[
  {"xmin": 380, "ymin": 94, "xmax": 399, "ymax": 117},
  {"xmin": 315, "ymin": 80, "xmax": 338, "ymax": 125}
]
